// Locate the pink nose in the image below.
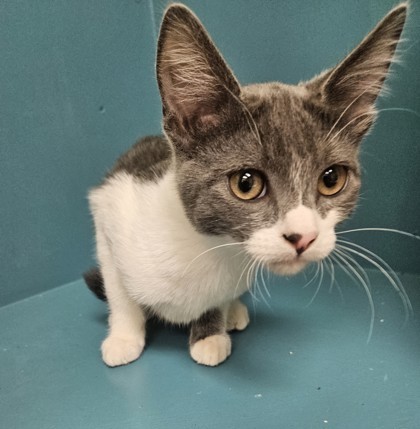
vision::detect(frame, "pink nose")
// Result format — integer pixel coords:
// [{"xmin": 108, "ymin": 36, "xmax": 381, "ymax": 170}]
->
[{"xmin": 283, "ymin": 232, "xmax": 318, "ymax": 255}]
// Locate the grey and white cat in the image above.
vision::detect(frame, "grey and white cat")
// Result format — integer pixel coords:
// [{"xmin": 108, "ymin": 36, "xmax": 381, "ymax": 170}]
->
[{"xmin": 85, "ymin": 3, "xmax": 407, "ymax": 367}]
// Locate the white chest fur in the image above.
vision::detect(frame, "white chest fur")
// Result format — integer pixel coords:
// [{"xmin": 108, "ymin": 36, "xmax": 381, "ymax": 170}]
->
[{"xmin": 89, "ymin": 170, "xmax": 248, "ymax": 324}]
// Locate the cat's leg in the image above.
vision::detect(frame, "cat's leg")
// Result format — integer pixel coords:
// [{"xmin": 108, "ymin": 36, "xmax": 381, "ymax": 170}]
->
[
  {"xmin": 227, "ymin": 299, "xmax": 250, "ymax": 332},
  {"xmin": 189, "ymin": 308, "xmax": 231, "ymax": 366},
  {"xmin": 96, "ymin": 228, "xmax": 146, "ymax": 367}
]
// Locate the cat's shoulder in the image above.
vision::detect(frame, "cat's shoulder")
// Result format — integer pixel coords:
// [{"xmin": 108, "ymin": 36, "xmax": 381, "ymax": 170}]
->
[{"xmin": 107, "ymin": 135, "xmax": 172, "ymax": 182}]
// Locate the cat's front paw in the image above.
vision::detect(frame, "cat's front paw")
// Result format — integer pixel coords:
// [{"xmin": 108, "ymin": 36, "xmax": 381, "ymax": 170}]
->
[
  {"xmin": 101, "ymin": 335, "xmax": 145, "ymax": 367},
  {"xmin": 190, "ymin": 333, "xmax": 231, "ymax": 366},
  {"xmin": 227, "ymin": 300, "xmax": 250, "ymax": 331}
]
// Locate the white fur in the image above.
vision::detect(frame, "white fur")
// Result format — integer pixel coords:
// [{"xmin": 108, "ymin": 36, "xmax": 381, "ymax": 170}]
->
[
  {"xmin": 87, "ymin": 2, "xmax": 406, "ymax": 366},
  {"xmin": 89, "ymin": 170, "xmax": 249, "ymax": 323},
  {"xmin": 246, "ymin": 205, "xmax": 338, "ymax": 276},
  {"xmin": 90, "ymin": 172, "xmax": 338, "ymax": 366},
  {"xmin": 190, "ymin": 333, "xmax": 232, "ymax": 366},
  {"xmin": 227, "ymin": 299, "xmax": 250, "ymax": 331}
]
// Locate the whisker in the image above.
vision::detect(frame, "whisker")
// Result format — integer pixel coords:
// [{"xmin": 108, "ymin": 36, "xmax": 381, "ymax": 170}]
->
[
  {"xmin": 330, "ymin": 253, "xmax": 358, "ymax": 289},
  {"xmin": 336, "ymin": 240, "xmax": 413, "ymax": 323},
  {"xmin": 233, "ymin": 247, "xmax": 248, "ymax": 259},
  {"xmin": 330, "ymin": 110, "xmax": 375, "ymax": 141},
  {"xmin": 247, "ymin": 259, "xmax": 261, "ymax": 304},
  {"xmin": 259, "ymin": 261, "xmax": 272, "ymax": 299},
  {"xmin": 335, "ymin": 246, "xmax": 372, "ymax": 292},
  {"xmin": 255, "ymin": 260, "xmax": 271, "ymax": 308},
  {"xmin": 325, "ymin": 256, "xmax": 342, "ymax": 299},
  {"xmin": 337, "ymin": 239, "xmax": 412, "ymax": 315},
  {"xmin": 376, "ymin": 107, "xmax": 420, "ymax": 119},
  {"xmin": 302, "ymin": 262, "xmax": 320, "ymax": 289},
  {"xmin": 251, "ymin": 260, "xmax": 262, "ymax": 302},
  {"xmin": 330, "ymin": 253, "xmax": 359, "ymax": 304},
  {"xmin": 182, "ymin": 241, "xmax": 243, "ymax": 277},
  {"xmin": 305, "ymin": 261, "xmax": 324, "ymax": 308},
  {"xmin": 318, "ymin": 93, "xmax": 419, "ymax": 149},
  {"xmin": 221, "ymin": 83, "xmax": 263, "ymax": 147},
  {"xmin": 321, "ymin": 89, "xmax": 371, "ymax": 144},
  {"xmin": 337, "ymin": 227, "xmax": 420, "ymax": 240},
  {"xmin": 234, "ymin": 256, "xmax": 253, "ymax": 300},
  {"xmin": 332, "ymin": 249, "xmax": 375, "ymax": 343},
  {"xmin": 326, "ymin": 256, "xmax": 345, "ymax": 302},
  {"xmin": 325, "ymin": 256, "xmax": 335, "ymax": 293}
]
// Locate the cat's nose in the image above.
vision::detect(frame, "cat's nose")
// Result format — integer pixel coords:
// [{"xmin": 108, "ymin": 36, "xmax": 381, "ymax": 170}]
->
[{"xmin": 283, "ymin": 232, "xmax": 318, "ymax": 255}]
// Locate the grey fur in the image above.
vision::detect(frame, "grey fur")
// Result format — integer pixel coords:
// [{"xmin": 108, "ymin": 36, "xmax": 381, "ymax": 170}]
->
[
  {"xmin": 108, "ymin": 135, "xmax": 172, "ymax": 182},
  {"xmin": 100, "ymin": 3, "xmax": 406, "ymax": 244},
  {"xmin": 86, "ymin": 3, "xmax": 407, "ymax": 366},
  {"xmin": 189, "ymin": 308, "xmax": 225, "ymax": 345},
  {"xmin": 153, "ymin": 3, "xmax": 406, "ymax": 240}
]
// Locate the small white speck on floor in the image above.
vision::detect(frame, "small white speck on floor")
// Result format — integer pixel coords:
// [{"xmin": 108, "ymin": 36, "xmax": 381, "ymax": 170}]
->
[
  {"xmin": 380, "ymin": 319, "xmax": 385, "ymax": 323},
  {"xmin": 254, "ymin": 394, "xmax": 262, "ymax": 398},
  {"xmin": 289, "ymin": 351, "xmax": 294, "ymax": 355},
  {"xmin": 323, "ymin": 420, "xmax": 329, "ymax": 424}
]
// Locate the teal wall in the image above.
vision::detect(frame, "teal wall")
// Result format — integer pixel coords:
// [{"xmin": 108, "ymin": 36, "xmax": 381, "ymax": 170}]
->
[
  {"xmin": 0, "ymin": 1, "xmax": 161, "ymax": 305},
  {"xmin": 1, "ymin": 0, "xmax": 419, "ymax": 306}
]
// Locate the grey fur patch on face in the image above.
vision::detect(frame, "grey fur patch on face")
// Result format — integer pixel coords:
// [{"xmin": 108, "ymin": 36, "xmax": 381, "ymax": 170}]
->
[{"xmin": 173, "ymin": 82, "xmax": 361, "ymax": 240}]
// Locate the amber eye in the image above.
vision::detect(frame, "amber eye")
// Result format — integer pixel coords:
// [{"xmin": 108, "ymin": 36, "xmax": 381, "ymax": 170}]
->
[
  {"xmin": 318, "ymin": 165, "xmax": 348, "ymax": 196},
  {"xmin": 229, "ymin": 169, "xmax": 267, "ymax": 201}
]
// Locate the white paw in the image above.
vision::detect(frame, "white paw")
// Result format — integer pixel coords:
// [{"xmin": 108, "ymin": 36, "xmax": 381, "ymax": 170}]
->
[
  {"xmin": 227, "ymin": 300, "xmax": 249, "ymax": 331},
  {"xmin": 101, "ymin": 335, "xmax": 144, "ymax": 367},
  {"xmin": 190, "ymin": 334, "xmax": 232, "ymax": 366}
]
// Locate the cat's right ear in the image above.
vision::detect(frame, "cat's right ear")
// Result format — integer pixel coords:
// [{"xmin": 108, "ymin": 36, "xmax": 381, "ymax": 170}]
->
[{"xmin": 156, "ymin": 4, "xmax": 241, "ymax": 140}]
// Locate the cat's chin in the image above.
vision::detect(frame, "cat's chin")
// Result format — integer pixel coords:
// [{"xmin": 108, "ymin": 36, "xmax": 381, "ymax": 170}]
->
[{"xmin": 267, "ymin": 259, "xmax": 309, "ymax": 276}]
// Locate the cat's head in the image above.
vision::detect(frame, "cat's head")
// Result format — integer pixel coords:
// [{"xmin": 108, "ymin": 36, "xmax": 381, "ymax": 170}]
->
[{"xmin": 156, "ymin": 3, "xmax": 407, "ymax": 275}]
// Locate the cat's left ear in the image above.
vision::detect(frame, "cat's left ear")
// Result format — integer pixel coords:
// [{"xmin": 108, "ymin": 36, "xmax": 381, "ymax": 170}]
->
[
  {"xmin": 156, "ymin": 4, "xmax": 241, "ymax": 139},
  {"xmin": 307, "ymin": 3, "xmax": 407, "ymax": 141}
]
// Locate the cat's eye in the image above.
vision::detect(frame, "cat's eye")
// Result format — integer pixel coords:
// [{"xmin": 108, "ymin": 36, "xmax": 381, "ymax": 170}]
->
[
  {"xmin": 229, "ymin": 169, "xmax": 267, "ymax": 201},
  {"xmin": 318, "ymin": 165, "xmax": 348, "ymax": 196}
]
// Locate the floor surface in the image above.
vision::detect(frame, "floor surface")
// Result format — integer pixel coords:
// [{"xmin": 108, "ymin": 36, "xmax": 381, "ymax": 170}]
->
[{"xmin": 1, "ymin": 268, "xmax": 420, "ymax": 429}]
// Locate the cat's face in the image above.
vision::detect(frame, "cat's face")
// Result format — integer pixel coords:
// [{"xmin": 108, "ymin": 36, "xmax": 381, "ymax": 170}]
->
[
  {"xmin": 156, "ymin": 4, "xmax": 406, "ymax": 274},
  {"xmin": 172, "ymin": 83, "xmax": 361, "ymax": 274}
]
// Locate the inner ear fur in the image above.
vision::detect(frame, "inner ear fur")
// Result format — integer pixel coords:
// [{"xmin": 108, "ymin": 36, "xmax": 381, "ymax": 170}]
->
[
  {"xmin": 307, "ymin": 3, "xmax": 407, "ymax": 140},
  {"xmin": 156, "ymin": 4, "xmax": 241, "ymax": 135}
]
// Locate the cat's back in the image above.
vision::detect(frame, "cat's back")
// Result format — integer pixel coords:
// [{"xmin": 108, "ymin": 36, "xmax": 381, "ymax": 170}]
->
[{"xmin": 108, "ymin": 135, "xmax": 172, "ymax": 182}]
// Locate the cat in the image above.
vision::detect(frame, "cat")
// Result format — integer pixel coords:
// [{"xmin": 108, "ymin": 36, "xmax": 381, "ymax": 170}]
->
[{"xmin": 84, "ymin": 3, "xmax": 408, "ymax": 367}]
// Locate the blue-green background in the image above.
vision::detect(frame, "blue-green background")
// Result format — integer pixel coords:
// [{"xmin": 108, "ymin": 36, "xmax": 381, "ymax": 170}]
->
[
  {"xmin": 1, "ymin": 0, "xmax": 419, "ymax": 306},
  {"xmin": 1, "ymin": 2, "xmax": 420, "ymax": 429}
]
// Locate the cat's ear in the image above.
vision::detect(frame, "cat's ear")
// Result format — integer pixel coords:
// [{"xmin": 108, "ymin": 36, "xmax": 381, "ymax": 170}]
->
[
  {"xmin": 156, "ymin": 4, "xmax": 240, "ymax": 137},
  {"xmin": 308, "ymin": 3, "xmax": 407, "ymax": 140}
]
